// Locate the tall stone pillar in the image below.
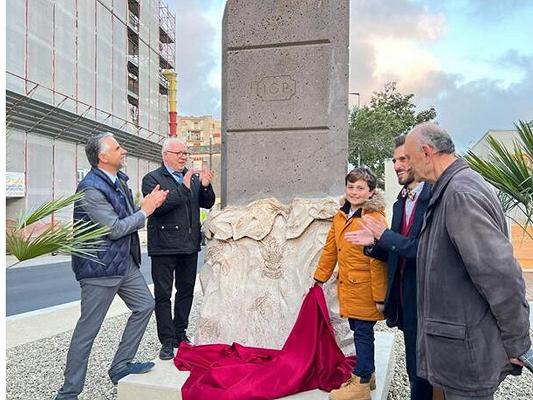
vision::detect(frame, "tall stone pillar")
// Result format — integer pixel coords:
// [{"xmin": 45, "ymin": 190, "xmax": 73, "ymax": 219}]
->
[
  {"xmin": 197, "ymin": 0, "xmax": 351, "ymax": 352},
  {"xmin": 221, "ymin": 0, "xmax": 348, "ymax": 206}
]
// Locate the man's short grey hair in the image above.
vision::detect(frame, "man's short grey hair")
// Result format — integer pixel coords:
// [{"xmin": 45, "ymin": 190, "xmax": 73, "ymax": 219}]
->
[
  {"xmin": 394, "ymin": 134, "xmax": 406, "ymax": 148},
  {"xmin": 85, "ymin": 132, "xmax": 115, "ymax": 168},
  {"xmin": 161, "ymin": 137, "xmax": 187, "ymax": 156},
  {"xmin": 411, "ymin": 122, "xmax": 455, "ymax": 154}
]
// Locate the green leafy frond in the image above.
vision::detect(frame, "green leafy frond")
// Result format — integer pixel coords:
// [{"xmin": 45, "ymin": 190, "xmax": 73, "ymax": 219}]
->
[
  {"xmin": 464, "ymin": 120, "xmax": 533, "ymax": 237},
  {"xmin": 7, "ymin": 220, "xmax": 110, "ymax": 262},
  {"xmin": 16, "ymin": 191, "xmax": 85, "ymax": 228},
  {"xmin": 515, "ymin": 121, "xmax": 533, "ymax": 157},
  {"xmin": 6, "ymin": 191, "xmax": 110, "ymax": 262}
]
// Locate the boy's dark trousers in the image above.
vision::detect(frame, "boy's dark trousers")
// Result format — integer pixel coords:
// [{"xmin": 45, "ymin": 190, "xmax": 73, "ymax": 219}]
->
[{"xmin": 349, "ymin": 318, "xmax": 376, "ymax": 379}]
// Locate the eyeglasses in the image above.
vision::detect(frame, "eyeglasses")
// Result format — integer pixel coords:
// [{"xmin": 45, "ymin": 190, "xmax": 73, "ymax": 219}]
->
[{"xmin": 165, "ymin": 150, "xmax": 190, "ymax": 157}]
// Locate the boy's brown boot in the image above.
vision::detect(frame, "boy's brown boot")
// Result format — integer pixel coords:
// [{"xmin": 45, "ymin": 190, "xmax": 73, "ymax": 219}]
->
[
  {"xmin": 337, "ymin": 373, "xmax": 376, "ymax": 390},
  {"xmin": 369, "ymin": 373, "xmax": 376, "ymax": 390},
  {"xmin": 329, "ymin": 374, "xmax": 371, "ymax": 400}
]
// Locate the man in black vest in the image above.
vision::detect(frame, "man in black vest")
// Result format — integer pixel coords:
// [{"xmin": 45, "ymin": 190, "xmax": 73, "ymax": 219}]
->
[
  {"xmin": 55, "ymin": 132, "xmax": 168, "ymax": 400},
  {"xmin": 345, "ymin": 135, "xmax": 434, "ymax": 400},
  {"xmin": 142, "ymin": 138, "xmax": 216, "ymax": 360}
]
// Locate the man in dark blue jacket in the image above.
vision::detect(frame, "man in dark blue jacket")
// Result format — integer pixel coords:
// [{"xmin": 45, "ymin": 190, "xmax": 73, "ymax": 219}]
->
[
  {"xmin": 55, "ymin": 132, "xmax": 168, "ymax": 400},
  {"xmin": 142, "ymin": 138, "xmax": 215, "ymax": 360},
  {"xmin": 345, "ymin": 135, "xmax": 433, "ymax": 400}
]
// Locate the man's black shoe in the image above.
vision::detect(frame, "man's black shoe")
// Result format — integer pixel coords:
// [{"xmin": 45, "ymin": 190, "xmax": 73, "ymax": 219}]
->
[
  {"xmin": 159, "ymin": 344, "xmax": 175, "ymax": 360},
  {"xmin": 174, "ymin": 335, "xmax": 192, "ymax": 347}
]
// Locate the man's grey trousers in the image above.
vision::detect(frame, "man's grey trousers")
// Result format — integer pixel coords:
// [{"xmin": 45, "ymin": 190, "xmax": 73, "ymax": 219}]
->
[{"xmin": 55, "ymin": 262, "xmax": 154, "ymax": 399}]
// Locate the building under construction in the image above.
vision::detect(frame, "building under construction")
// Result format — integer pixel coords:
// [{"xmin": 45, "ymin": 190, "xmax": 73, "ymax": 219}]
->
[{"xmin": 5, "ymin": 0, "xmax": 176, "ymax": 223}]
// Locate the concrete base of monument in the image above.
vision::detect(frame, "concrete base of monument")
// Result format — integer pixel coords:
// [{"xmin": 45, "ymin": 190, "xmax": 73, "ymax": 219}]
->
[{"xmin": 117, "ymin": 331, "xmax": 396, "ymax": 400}]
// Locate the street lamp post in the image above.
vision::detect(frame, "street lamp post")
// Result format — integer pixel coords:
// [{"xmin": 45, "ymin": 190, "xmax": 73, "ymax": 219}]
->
[
  {"xmin": 209, "ymin": 134, "xmax": 213, "ymax": 170},
  {"xmin": 349, "ymin": 92, "xmax": 361, "ymax": 166}
]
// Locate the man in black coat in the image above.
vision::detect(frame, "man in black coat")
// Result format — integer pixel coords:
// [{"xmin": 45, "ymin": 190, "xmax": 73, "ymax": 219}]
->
[
  {"xmin": 345, "ymin": 135, "xmax": 433, "ymax": 400},
  {"xmin": 142, "ymin": 138, "xmax": 215, "ymax": 360}
]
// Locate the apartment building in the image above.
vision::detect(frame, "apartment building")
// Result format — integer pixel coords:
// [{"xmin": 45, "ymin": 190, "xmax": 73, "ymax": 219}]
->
[{"xmin": 178, "ymin": 115, "xmax": 222, "ymax": 199}]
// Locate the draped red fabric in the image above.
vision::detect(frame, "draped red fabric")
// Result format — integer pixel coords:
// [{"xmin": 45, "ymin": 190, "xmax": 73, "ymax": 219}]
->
[{"xmin": 174, "ymin": 284, "xmax": 356, "ymax": 400}]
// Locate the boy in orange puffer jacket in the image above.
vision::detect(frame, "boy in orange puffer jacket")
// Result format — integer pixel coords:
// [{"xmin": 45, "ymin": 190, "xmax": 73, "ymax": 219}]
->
[{"xmin": 314, "ymin": 167, "xmax": 387, "ymax": 400}]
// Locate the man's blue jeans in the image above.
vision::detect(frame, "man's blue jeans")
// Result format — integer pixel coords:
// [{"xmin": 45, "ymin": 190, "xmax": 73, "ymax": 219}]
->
[{"xmin": 349, "ymin": 318, "xmax": 376, "ymax": 379}]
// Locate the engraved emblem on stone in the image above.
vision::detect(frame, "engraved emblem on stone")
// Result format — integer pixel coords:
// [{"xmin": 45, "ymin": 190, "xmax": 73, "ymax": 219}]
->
[
  {"xmin": 260, "ymin": 236, "xmax": 284, "ymax": 279},
  {"xmin": 255, "ymin": 75, "xmax": 296, "ymax": 101},
  {"xmin": 249, "ymin": 293, "xmax": 272, "ymax": 318}
]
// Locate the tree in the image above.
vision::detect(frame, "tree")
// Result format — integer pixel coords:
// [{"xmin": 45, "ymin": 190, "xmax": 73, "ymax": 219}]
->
[
  {"xmin": 348, "ymin": 82, "xmax": 436, "ymax": 183},
  {"xmin": 464, "ymin": 120, "xmax": 533, "ymax": 237}
]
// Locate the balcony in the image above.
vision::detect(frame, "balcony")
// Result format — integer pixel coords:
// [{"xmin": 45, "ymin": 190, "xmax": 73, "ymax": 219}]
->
[
  {"xmin": 159, "ymin": 73, "xmax": 168, "ymax": 89},
  {"xmin": 128, "ymin": 11, "xmax": 140, "ymax": 33},
  {"xmin": 128, "ymin": 73, "xmax": 139, "ymax": 99},
  {"xmin": 159, "ymin": 73, "xmax": 168, "ymax": 95},
  {"xmin": 129, "ymin": 103, "xmax": 139, "ymax": 127},
  {"xmin": 128, "ymin": 54, "xmax": 139, "ymax": 68},
  {"xmin": 159, "ymin": 43, "xmax": 175, "ymax": 69},
  {"xmin": 128, "ymin": 37, "xmax": 139, "ymax": 74},
  {"xmin": 128, "ymin": 81, "xmax": 139, "ymax": 96},
  {"xmin": 128, "ymin": 0, "xmax": 140, "ymax": 17}
]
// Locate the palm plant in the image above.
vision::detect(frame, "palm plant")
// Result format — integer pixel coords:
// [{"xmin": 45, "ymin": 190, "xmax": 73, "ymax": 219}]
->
[
  {"xmin": 464, "ymin": 120, "xmax": 533, "ymax": 238},
  {"xmin": 6, "ymin": 191, "xmax": 110, "ymax": 266}
]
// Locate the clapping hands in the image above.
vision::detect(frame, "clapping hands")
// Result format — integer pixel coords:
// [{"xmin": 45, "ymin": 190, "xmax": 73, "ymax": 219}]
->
[
  {"xmin": 141, "ymin": 184, "xmax": 169, "ymax": 216},
  {"xmin": 182, "ymin": 166, "xmax": 214, "ymax": 189},
  {"xmin": 199, "ymin": 166, "xmax": 214, "ymax": 187}
]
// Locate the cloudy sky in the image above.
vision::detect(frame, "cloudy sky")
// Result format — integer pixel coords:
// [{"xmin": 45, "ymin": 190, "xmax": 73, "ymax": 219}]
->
[{"xmin": 169, "ymin": 0, "xmax": 533, "ymax": 150}]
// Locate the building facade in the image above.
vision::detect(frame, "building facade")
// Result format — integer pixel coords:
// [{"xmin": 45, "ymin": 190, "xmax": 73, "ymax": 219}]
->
[
  {"xmin": 178, "ymin": 115, "xmax": 221, "ymax": 167},
  {"xmin": 5, "ymin": 0, "xmax": 175, "ymax": 224},
  {"xmin": 178, "ymin": 115, "xmax": 222, "ymax": 199}
]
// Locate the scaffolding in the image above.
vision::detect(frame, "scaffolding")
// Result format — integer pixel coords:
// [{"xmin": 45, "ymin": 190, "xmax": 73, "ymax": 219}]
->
[
  {"xmin": 159, "ymin": 1, "xmax": 176, "ymax": 69},
  {"xmin": 5, "ymin": 0, "xmax": 173, "ymax": 224}
]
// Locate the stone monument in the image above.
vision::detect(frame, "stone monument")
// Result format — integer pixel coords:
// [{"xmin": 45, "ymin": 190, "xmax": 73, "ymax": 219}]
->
[
  {"xmin": 117, "ymin": 3, "xmax": 397, "ymax": 399},
  {"xmin": 196, "ymin": 0, "xmax": 352, "ymax": 352}
]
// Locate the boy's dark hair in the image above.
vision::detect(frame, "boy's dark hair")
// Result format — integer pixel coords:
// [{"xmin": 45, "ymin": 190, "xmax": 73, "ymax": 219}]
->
[{"xmin": 345, "ymin": 166, "xmax": 377, "ymax": 191}]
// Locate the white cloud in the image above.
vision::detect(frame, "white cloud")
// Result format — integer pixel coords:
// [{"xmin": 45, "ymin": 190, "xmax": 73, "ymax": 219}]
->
[
  {"xmin": 416, "ymin": 12, "xmax": 447, "ymax": 40},
  {"xmin": 370, "ymin": 37, "xmax": 441, "ymax": 86},
  {"xmin": 349, "ymin": 0, "xmax": 447, "ymax": 104},
  {"xmin": 348, "ymin": 0, "xmax": 532, "ymax": 149}
]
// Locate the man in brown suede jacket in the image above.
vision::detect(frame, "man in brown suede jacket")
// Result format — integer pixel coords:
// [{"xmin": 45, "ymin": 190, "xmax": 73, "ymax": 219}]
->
[{"xmin": 404, "ymin": 122, "xmax": 531, "ymax": 400}]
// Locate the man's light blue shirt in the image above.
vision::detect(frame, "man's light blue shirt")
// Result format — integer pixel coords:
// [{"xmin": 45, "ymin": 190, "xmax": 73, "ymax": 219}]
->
[
  {"xmin": 98, "ymin": 168, "xmax": 117, "ymax": 184},
  {"xmin": 165, "ymin": 164, "xmax": 184, "ymax": 185}
]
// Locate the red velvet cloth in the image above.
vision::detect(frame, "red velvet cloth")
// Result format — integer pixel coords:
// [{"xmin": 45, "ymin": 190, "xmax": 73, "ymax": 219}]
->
[{"xmin": 174, "ymin": 284, "xmax": 355, "ymax": 400}]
